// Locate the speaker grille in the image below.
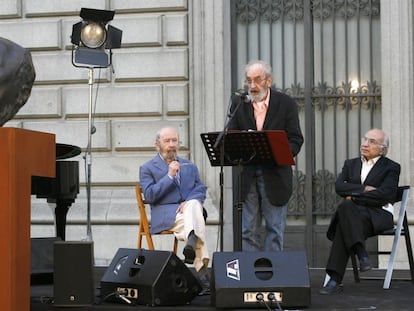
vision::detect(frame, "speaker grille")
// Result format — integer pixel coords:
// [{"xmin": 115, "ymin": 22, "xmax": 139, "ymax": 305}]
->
[
  {"xmin": 100, "ymin": 248, "xmax": 201, "ymax": 306},
  {"xmin": 211, "ymin": 251, "xmax": 311, "ymax": 308}
]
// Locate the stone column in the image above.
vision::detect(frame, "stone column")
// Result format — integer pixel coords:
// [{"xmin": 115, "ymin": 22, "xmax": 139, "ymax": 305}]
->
[
  {"xmin": 380, "ymin": 0, "xmax": 414, "ymax": 268},
  {"xmin": 189, "ymin": 0, "xmax": 234, "ymax": 250},
  {"xmin": 381, "ymin": 0, "xmax": 414, "ymax": 187}
]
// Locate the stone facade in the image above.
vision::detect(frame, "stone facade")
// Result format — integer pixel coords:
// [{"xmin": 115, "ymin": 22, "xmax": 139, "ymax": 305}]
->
[
  {"xmin": 1, "ymin": 0, "xmax": 413, "ymax": 269},
  {"xmin": 1, "ymin": 0, "xmax": 226, "ymax": 266}
]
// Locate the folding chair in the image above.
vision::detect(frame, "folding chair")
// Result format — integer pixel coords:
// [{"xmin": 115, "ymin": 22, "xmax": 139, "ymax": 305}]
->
[
  {"xmin": 351, "ymin": 185, "xmax": 414, "ymax": 289},
  {"xmin": 135, "ymin": 183, "xmax": 178, "ymax": 253}
]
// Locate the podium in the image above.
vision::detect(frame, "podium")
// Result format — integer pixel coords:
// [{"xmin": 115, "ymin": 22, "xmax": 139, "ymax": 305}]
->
[
  {"xmin": 0, "ymin": 128, "xmax": 55, "ymax": 311},
  {"xmin": 201, "ymin": 130, "xmax": 294, "ymax": 250}
]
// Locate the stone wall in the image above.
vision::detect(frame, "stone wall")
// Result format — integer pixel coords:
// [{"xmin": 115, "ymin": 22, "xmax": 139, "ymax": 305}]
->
[{"xmin": 1, "ymin": 0, "xmax": 222, "ymax": 266}]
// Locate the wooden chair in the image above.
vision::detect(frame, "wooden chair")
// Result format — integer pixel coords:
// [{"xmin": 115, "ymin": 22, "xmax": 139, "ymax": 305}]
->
[
  {"xmin": 351, "ymin": 185, "xmax": 414, "ymax": 289},
  {"xmin": 135, "ymin": 183, "xmax": 178, "ymax": 253}
]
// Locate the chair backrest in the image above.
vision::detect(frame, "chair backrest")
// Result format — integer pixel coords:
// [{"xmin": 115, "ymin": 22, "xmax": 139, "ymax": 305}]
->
[
  {"xmin": 135, "ymin": 183, "xmax": 151, "ymax": 233},
  {"xmin": 394, "ymin": 186, "xmax": 410, "ymax": 227},
  {"xmin": 135, "ymin": 183, "xmax": 178, "ymax": 253},
  {"xmin": 395, "ymin": 185, "xmax": 410, "ymax": 203}
]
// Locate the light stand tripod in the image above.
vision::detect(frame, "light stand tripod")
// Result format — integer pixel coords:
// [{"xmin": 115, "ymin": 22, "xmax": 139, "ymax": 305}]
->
[
  {"xmin": 84, "ymin": 67, "xmax": 94, "ymax": 241},
  {"xmin": 71, "ymin": 51, "xmax": 112, "ymax": 242},
  {"xmin": 70, "ymin": 6, "xmax": 123, "ymax": 241}
]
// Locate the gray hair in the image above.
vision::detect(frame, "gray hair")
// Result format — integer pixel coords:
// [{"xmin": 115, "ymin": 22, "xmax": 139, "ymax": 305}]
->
[
  {"xmin": 245, "ymin": 60, "xmax": 273, "ymax": 79},
  {"xmin": 155, "ymin": 126, "xmax": 179, "ymax": 143}
]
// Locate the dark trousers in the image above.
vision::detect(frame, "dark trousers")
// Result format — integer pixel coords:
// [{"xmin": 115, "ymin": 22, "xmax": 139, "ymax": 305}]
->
[{"xmin": 326, "ymin": 200, "xmax": 376, "ymax": 281}]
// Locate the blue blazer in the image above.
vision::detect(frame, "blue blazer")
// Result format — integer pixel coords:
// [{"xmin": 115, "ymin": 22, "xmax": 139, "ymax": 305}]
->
[{"xmin": 139, "ymin": 155, "xmax": 207, "ymax": 234}]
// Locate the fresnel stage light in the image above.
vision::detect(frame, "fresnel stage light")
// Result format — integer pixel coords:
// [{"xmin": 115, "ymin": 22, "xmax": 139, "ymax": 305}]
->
[
  {"xmin": 71, "ymin": 7, "xmax": 122, "ymax": 68},
  {"xmin": 70, "ymin": 8, "xmax": 122, "ymax": 240}
]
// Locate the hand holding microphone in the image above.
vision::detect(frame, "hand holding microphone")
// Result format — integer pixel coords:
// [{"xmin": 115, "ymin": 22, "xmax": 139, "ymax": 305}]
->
[{"xmin": 168, "ymin": 160, "xmax": 180, "ymax": 177}]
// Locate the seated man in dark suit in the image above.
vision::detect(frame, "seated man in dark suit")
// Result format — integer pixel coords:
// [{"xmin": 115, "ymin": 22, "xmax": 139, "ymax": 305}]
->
[
  {"xmin": 139, "ymin": 126, "xmax": 210, "ymax": 294},
  {"xmin": 320, "ymin": 128, "xmax": 400, "ymax": 295}
]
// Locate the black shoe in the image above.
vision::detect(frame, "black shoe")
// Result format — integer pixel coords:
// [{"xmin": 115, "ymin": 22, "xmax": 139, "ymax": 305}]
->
[
  {"xmin": 183, "ymin": 231, "xmax": 197, "ymax": 264},
  {"xmin": 359, "ymin": 256, "xmax": 372, "ymax": 272},
  {"xmin": 319, "ymin": 279, "xmax": 343, "ymax": 295},
  {"xmin": 183, "ymin": 244, "xmax": 195, "ymax": 264}
]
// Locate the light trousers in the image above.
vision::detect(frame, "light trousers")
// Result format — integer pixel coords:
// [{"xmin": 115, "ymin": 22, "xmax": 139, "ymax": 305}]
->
[{"xmin": 170, "ymin": 199, "xmax": 209, "ymax": 271}]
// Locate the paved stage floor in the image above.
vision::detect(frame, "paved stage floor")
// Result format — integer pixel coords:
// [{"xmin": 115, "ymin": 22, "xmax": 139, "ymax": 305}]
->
[{"xmin": 31, "ymin": 267, "xmax": 413, "ymax": 311}]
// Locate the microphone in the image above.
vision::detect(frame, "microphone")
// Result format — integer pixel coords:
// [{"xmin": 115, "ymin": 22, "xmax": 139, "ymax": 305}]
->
[{"xmin": 233, "ymin": 90, "xmax": 251, "ymax": 103}]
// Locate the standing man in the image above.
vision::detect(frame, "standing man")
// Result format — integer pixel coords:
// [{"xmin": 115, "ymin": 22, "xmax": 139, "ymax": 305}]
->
[
  {"xmin": 139, "ymin": 126, "xmax": 210, "ymax": 293},
  {"xmin": 227, "ymin": 60, "xmax": 303, "ymax": 251},
  {"xmin": 320, "ymin": 128, "xmax": 400, "ymax": 294}
]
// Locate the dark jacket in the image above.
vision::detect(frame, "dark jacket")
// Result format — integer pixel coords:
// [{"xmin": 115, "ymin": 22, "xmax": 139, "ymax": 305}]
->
[
  {"xmin": 327, "ymin": 156, "xmax": 400, "ymax": 240},
  {"xmin": 227, "ymin": 88, "xmax": 303, "ymax": 205}
]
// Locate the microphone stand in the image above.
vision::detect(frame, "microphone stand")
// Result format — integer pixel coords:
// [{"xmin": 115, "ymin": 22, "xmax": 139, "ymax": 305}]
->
[{"xmin": 214, "ymin": 94, "xmax": 245, "ymax": 251}]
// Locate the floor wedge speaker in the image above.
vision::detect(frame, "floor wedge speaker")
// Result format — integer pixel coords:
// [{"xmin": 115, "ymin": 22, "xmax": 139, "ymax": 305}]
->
[
  {"xmin": 100, "ymin": 248, "xmax": 202, "ymax": 306},
  {"xmin": 211, "ymin": 250, "xmax": 311, "ymax": 309},
  {"xmin": 53, "ymin": 241, "xmax": 95, "ymax": 306}
]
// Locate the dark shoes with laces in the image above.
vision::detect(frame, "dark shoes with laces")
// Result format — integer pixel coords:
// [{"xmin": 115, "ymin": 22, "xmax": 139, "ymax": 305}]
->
[
  {"xmin": 319, "ymin": 278, "xmax": 343, "ymax": 295},
  {"xmin": 320, "ymin": 255, "xmax": 372, "ymax": 295}
]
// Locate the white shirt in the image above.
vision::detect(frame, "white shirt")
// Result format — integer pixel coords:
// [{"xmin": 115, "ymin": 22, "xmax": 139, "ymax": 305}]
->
[{"xmin": 361, "ymin": 156, "xmax": 393, "ymax": 215}]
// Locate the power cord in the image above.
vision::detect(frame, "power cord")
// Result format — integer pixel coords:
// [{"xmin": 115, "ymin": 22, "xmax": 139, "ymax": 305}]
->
[
  {"xmin": 256, "ymin": 292, "xmax": 284, "ymax": 311},
  {"xmin": 101, "ymin": 290, "xmax": 132, "ymax": 305}
]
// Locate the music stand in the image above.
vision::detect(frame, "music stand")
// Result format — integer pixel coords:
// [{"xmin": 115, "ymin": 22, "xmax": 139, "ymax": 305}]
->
[{"xmin": 201, "ymin": 130, "xmax": 294, "ymax": 251}]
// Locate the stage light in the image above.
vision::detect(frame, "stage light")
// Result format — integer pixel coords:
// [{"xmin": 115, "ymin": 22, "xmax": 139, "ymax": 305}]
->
[
  {"xmin": 69, "ymin": 8, "xmax": 122, "ymax": 241},
  {"xmin": 71, "ymin": 7, "xmax": 122, "ymax": 68}
]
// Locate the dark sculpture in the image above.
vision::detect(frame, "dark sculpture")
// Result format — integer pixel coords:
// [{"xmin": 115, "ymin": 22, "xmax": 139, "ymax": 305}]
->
[{"xmin": 0, "ymin": 37, "xmax": 36, "ymax": 126}]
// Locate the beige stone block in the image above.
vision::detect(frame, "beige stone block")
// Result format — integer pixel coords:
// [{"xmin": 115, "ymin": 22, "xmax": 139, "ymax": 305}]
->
[
  {"xmin": 113, "ymin": 119, "xmax": 188, "ymax": 150},
  {"xmin": 112, "ymin": 0, "xmax": 188, "ymax": 12},
  {"xmin": 25, "ymin": 0, "xmax": 106, "ymax": 16},
  {"xmin": 62, "ymin": 18, "xmax": 81, "ymax": 48},
  {"xmin": 85, "ymin": 154, "xmax": 148, "ymax": 183},
  {"xmin": 63, "ymin": 84, "xmax": 162, "ymax": 116},
  {"xmin": 165, "ymin": 83, "xmax": 188, "ymax": 114},
  {"xmin": 113, "ymin": 15, "xmax": 162, "ymax": 46},
  {"xmin": 0, "ymin": 0, "xmax": 20, "ymax": 17},
  {"xmin": 112, "ymin": 49, "xmax": 188, "ymax": 80},
  {"xmin": 165, "ymin": 14, "xmax": 188, "ymax": 45},
  {"xmin": 17, "ymin": 87, "xmax": 62, "ymax": 117},
  {"xmin": 32, "ymin": 51, "xmax": 112, "ymax": 82},
  {"xmin": 23, "ymin": 120, "xmax": 111, "ymax": 150},
  {"xmin": 0, "ymin": 20, "xmax": 61, "ymax": 50}
]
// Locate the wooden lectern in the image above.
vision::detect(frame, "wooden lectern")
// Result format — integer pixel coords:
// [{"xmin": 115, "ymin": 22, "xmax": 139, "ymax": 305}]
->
[{"xmin": 0, "ymin": 128, "xmax": 55, "ymax": 311}]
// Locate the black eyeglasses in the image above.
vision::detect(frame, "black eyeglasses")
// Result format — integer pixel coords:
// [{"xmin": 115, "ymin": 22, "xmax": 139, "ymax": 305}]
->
[{"xmin": 244, "ymin": 76, "xmax": 267, "ymax": 86}]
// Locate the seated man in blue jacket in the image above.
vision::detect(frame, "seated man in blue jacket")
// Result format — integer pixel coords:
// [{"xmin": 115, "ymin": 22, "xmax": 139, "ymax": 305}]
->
[{"xmin": 139, "ymin": 126, "xmax": 209, "ymax": 293}]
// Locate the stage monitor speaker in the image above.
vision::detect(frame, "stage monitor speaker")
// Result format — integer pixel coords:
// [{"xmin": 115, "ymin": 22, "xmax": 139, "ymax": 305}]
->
[
  {"xmin": 53, "ymin": 241, "xmax": 95, "ymax": 306},
  {"xmin": 100, "ymin": 248, "xmax": 201, "ymax": 306},
  {"xmin": 211, "ymin": 250, "xmax": 311, "ymax": 309}
]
